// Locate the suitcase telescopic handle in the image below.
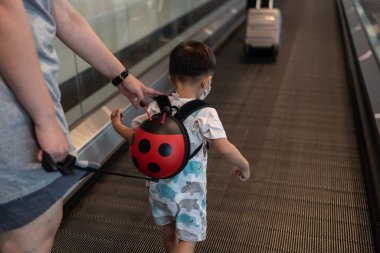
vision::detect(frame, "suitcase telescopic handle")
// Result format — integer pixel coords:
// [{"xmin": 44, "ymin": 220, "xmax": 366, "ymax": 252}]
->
[{"xmin": 256, "ymin": 0, "xmax": 274, "ymax": 9}]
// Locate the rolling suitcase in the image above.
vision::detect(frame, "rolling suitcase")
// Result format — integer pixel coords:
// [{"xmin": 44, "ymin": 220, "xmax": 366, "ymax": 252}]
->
[{"xmin": 244, "ymin": 0, "xmax": 281, "ymax": 58}]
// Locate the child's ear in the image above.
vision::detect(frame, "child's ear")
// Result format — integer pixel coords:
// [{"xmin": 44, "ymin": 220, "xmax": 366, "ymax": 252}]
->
[
  {"xmin": 201, "ymin": 76, "xmax": 212, "ymax": 88},
  {"xmin": 200, "ymin": 80, "xmax": 206, "ymax": 89}
]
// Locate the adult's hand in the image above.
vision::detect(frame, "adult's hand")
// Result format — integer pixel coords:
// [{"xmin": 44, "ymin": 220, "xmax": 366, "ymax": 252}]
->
[
  {"xmin": 118, "ymin": 74, "xmax": 163, "ymax": 108},
  {"xmin": 35, "ymin": 119, "xmax": 70, "ymax": 163}
]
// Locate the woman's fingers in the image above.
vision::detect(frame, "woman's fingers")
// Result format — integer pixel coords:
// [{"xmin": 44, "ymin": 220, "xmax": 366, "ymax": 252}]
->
[{"xmin": 142, "ymin": 85, "xmax": 164, "ymax": 98}]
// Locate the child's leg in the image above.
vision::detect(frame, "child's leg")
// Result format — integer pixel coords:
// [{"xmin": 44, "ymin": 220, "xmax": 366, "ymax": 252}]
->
[
  {"xmin": 162, "ymin": 223, "xmax": 178, "ymax": 253},
  {"xmin": 176, "ymin": 241, "xmax": 196, "ymax": 253}
]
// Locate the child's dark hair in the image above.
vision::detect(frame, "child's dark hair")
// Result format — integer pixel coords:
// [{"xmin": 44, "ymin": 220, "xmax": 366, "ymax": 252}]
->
[{"xmin": 169, "ymin": 40, "xmax": 216, "ymax": 83}]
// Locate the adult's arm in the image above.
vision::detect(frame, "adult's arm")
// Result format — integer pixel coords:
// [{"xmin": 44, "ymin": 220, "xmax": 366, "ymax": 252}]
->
[
  {"xmin": 0, "ymin": 0, "xmax": 69, "ymax": 162},
  {"xmin": 51, "ymin": 0, "xmax": 162, "ymax": 108}
]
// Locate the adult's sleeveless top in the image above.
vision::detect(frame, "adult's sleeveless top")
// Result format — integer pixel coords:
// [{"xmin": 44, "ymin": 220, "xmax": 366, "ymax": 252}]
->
[{"xmin": 0, "ymin": 0, "xmax": 75, "ymax": 204}]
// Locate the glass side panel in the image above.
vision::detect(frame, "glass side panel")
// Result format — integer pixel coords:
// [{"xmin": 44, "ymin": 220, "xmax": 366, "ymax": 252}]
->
[
  {"xmin": 356, "ymin": 0, "xmax": 380, "ymax": 63},
  {"xmin": 56, "ymin": 0, "xmax": 224, "ymax": 125}
]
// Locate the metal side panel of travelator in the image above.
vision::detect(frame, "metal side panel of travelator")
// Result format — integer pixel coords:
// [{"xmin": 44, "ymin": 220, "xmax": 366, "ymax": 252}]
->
[{"xmin": 53, "ymin": 0, "xmax": 377, "ymax": 252}]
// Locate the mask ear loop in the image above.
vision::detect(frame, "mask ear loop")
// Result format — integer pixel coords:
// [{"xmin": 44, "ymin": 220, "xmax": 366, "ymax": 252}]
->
[
  {"xmin": 140, "ymin": 101, "xmax": 152, "ymax": 121},
  {"xmin": 200, "ymin": 77, "xmax": 212, "ymax": 99}
]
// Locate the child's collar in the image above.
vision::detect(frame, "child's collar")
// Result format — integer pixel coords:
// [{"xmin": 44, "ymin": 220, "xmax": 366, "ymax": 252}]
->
[{"xmin": 172, "ymin": 92, "xmax": 196, "ymax": 102}]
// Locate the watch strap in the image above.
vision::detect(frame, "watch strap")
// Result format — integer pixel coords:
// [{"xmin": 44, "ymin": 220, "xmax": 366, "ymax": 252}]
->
[{"xmin": 112, "ymin": 70, "xmax": 129, "ymax": 86}]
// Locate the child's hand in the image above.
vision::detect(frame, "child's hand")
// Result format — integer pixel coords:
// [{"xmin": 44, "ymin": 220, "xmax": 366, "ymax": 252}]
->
[
  {"xmin": 110, "ymin": 109, "xmax": 124, "ymax": 127},
  {"xmin": 109, "ymin": 109, "xmax": 133, "ymax": 140},
  {"xmin": 234, "ymin": 164, "xmax": 250, "ymax": 182}
]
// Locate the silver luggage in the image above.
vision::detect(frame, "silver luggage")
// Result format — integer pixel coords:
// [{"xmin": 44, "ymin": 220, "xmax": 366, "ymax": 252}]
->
[{"xmin": 244, "ymin": 0, "xmax": 282, "ymax": 58}]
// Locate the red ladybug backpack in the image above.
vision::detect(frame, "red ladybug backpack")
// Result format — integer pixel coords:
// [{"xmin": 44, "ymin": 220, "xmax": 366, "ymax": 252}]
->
[{"xmin": 130, "ymin": 95, "xmax": 211, "ymax": 180}]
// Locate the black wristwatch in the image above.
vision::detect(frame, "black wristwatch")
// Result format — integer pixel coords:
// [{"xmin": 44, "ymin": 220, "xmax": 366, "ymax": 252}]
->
[{"xmin": 112, "ymin": 69, "xmax": 129, "ymax": 87}]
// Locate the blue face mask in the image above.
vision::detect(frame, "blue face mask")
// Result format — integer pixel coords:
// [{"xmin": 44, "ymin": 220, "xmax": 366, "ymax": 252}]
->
[{"xmin": 199, "ymin": 79, "xmax": 212, "ymax": 100}]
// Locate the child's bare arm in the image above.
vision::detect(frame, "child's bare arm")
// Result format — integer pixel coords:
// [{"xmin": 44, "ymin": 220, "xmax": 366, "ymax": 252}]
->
[
  {"xmin": 210, "ymin": 138, "xmax": 250, "ymax": 181},
  {"xmin": 110, "ymin": 109, "xmax": 133, "ymax": 141}
]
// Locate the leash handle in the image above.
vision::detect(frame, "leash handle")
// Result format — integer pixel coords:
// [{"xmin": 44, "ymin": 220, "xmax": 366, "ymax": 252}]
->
[{"xmin": 41, "ymin": 152, "xmax": 75, "ymax": 175}]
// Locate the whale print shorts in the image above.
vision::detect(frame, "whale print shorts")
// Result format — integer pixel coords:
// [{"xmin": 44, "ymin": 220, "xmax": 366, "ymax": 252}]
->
[{"xmin": 147, "ymin": 160, "xmax": 207, "ymax": 242}]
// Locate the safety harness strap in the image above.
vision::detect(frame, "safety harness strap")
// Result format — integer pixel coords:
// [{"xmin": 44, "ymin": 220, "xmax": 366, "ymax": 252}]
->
[
  {"xmin": 175, "ymin": 99, "xmax": 211, "ymax": 159},
  {"xmin": 189, "ymin": 143, "xmax": 204, "ymax": 160}
]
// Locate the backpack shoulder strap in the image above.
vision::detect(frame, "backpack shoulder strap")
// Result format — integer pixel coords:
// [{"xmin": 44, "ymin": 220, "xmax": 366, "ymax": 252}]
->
[
  {"xmin": 189, "ymin": 143, "xmax": 204, "ymax": 160},
  {"xmin": 175, "ymin": 99, "xmax": 212, "ymax": 159},
  {"xmin": 153, "ymin": 95, "xmax": 172, "ymax": 113},
  {"xmin": 174, "ymin": 100, "xmax": 211, "ymax": 121}
]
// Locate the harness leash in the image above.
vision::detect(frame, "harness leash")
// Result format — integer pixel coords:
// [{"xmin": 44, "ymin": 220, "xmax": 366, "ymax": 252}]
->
[
  {"xmin": 41, "ymin": 152, "xmax": 159, "ymax": 182},
  {"xmin": 42, "ymin": 95, "xmax": 210, "ymax": 181}
]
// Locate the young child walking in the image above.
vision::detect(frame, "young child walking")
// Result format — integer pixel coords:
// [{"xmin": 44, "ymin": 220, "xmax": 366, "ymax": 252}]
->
[{"xmin": 111, "ymin": 40, "xmax": 250, "ymax": 253}]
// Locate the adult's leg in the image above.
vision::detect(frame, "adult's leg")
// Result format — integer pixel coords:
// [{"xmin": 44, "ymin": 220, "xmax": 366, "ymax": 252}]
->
[
  {"xmin": 176, "ymin": 241, "xmax": 196, "ymax": 253},
  {"xmin": 162, "ymin": 223, "xmax": 178, "ymax": 253},
  {"xmin": 0, "ymin": 198, "xmax": 63, "ymax": 253}
]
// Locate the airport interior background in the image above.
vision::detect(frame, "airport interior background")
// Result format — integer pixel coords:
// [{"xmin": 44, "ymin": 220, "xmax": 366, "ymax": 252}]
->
[{"xmin": 51, "ymin": 0, "xmax": 380, "ymax": 252}]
